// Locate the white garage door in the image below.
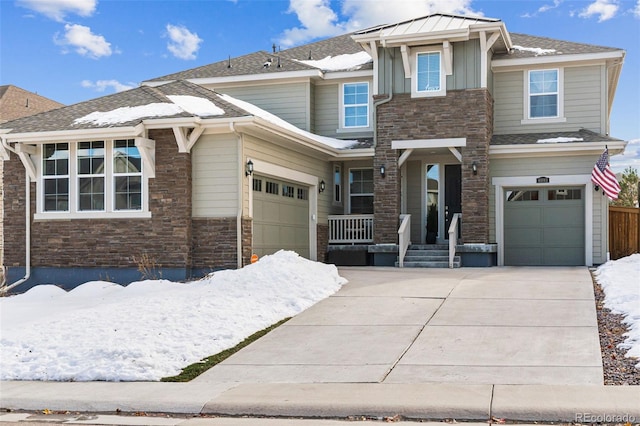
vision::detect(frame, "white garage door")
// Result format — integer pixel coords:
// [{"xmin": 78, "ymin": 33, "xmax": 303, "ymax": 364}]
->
[
  {"xmin": 252, "ymin": 176, "xmax": 310, "ymax": 259},
  {"xmin": 504, "ymin": 187, "xmax": 585, "ymax": 266}
]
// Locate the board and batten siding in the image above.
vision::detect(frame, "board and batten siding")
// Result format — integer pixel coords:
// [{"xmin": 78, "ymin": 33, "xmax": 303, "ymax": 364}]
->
[
  {"xmin": 192, "ymin": 133, "xmax": 239, "ymax": 218},
  {"xmin": 493, "ymin": 65, "xmax": 604, "ymax": 135},
  {"xmin": 204, "ymin": 82, "xmax": 311, "ymax": 131},
  {"xmin": 489, "ymin": 154, "xmax": 607, "ymax": 264},
  {"xmin": 242, "ymin": 134, "xmax": 333, "ymax": 223}
]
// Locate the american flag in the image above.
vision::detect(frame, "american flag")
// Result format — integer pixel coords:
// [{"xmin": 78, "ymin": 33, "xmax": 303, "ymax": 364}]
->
[{"xmin": 591, "ymin": 148, "xmax": 621, "ymax": 200}]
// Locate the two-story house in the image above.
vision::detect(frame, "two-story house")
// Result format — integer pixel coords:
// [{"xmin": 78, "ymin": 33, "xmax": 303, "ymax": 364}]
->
[{"xmin": 0, "ymin": 14, "xmax": 627, "ymax": 290}]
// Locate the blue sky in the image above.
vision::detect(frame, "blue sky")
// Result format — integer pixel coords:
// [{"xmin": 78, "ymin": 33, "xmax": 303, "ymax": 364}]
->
[{"xmin": 1, "ymin": 0, "xmax": 638, "ymax": 171}]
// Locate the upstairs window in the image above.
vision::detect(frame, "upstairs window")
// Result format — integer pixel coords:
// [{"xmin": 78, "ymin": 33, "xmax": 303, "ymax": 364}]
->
[
  {"xmin": 528, "ymin": 69, "xmax": 559, "ymax": 118},
  {"xmin": 411, "ymin": 47, "xmax": 446, "ymax": 98},
  {"xmin": 341, "ymin": 82, "xmax": 369, "ymax": 129}
]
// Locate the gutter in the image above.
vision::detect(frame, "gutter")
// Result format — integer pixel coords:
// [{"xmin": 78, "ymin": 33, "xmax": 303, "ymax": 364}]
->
[{"xmin": 0, "ymin": 137, "xmax": 31, "ymax": 294}]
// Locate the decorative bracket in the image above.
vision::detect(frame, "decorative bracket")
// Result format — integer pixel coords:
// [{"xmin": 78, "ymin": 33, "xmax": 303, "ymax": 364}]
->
[
  {"xmin": 173, "ymin": 126, "xmax": 204, "ymax": 153},
  {"xmin": 135, "ymin": 137, "xmax": 156, "ymax": 178},
  {"xmin": 15, "ymin": 143, "xmax": 37, "ymax": 182},
  {"xmin": 448, "ymin": 147, "xmax": 462, "ymax": 163}
]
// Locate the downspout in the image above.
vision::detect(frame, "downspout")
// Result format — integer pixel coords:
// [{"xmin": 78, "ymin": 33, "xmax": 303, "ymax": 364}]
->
[
  {"xmin": 232, "ymin": 122, "xmax": 244, "ymax": 269},
  {"xmin": 372, "ymin": 46, "xmax": 394, "ymax": 146},
  {"xmin": 0, "ymin": 138, "xmax": 31, "ymax": 294}
]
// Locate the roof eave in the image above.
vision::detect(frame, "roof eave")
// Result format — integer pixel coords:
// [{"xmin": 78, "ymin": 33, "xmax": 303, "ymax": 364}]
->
[
  {"xmin": 0, "ymin": 123, "xmax": 146, "ymax": 144},
  {"xmin": 489, "ymin": 140, "xmax": 627, "ymax": 158},
  {"xmin": 142, "ymin": 69, "xmax": 324, "ymax": 87},
  {"xmin": 492, "ymin": 50, "xmax": 625, "ymax": 69}
]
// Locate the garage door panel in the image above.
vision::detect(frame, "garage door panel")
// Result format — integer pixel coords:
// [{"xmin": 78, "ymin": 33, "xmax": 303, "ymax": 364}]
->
[{"xmin": 504, "ymin": 186, "xmax": 584, "ymax": 266}]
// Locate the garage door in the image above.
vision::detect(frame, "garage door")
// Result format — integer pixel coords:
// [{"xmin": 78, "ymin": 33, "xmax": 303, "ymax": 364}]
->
[
  {"xmin": 252, "ymin": 176, "xmax": 310, "ymax": 259},
  {"xmin": 504, "ymin": 187, "xmax": 584, "ymax": 266}
]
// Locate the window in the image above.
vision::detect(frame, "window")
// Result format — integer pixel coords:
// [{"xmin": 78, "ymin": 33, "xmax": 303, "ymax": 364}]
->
[
  {"xmin": 548, "ymin": 189, "xmax": 581, "ymax": 201},
  {"xmin": 528, "ymin": 69, "xmax": 559, "ymax": 118},
  {"xmin": 349, "ymin": 168, "xmax": 374, "ymax": 214},
  {"xmin": 341, "ymin": 82, "xmax": 369, "ymax": 129},
  {"xmin": 253, "ymin": 178, "xmax": 262, "ymax": 192},
  {"xmin": 297, "ymin": 188, "xmax": 308, "ymax": 200},
  {"xmin": 506, "ymin": 190, "xmax": 539, "ymax": 202},
  {"xmin": 38, "ymin": 140, "xmax": 147, "ymax": 218},
  {"xmin": 333, "ymin": 164, "xmax": 342, "ymax": 205},
  {"xmin": 282, "ymin": 185, "xmax": 294, "ymax": 198},
  {"xmin": 412, "ymin": 48, "xmax": 445, "ymax": 98},
  {"xmin": 43, "ymin": 143, "xmax": 69, "ymax": 212},
  {"xmin": 266, "ymin": 181, "xmax": 279, "ymax": 195}
]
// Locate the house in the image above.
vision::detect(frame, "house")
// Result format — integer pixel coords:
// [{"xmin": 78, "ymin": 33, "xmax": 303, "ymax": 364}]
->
[
  {"xmin": 0, "ymin": 13, "xmax": 627, "ymax": 291},
  {"xmin": 0, "ymin": 86, "xmax": 64, "ymax": 281}
]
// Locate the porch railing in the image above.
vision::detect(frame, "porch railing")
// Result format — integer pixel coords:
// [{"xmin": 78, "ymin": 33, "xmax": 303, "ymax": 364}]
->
[
  {"xmin": 397, "ymin": 214, "xmax": 411, "ymax": 268},
  {"xmin": 448, "ymin": 213, "xmax": 461, "ymax": 268},
  {"xmin": 328, "ymin": 214, "xmax": 374, "ymax": 244}
]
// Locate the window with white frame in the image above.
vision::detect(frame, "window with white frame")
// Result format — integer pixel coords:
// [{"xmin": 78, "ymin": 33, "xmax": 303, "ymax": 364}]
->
[
  {"xmin": 349, "ymin": 168, "xmax": 373, "ymax": 214},
  {"xmin": 341, "ymin": 82, "xmax": 369, "ymax": 129},
  {"xmin": 333, "ymin": 164, "xmax": 342, "ymax": 205},
  {"xmin": 412, "ymin": 48, "xmax": 446, "ymax": 98},
  {"xmin": 527, "ymin": 69, "xmax": 561, "ymax": 119},
  {"xmin": 39, "ymin": 139, "xmax": 146, "ymax": 217}
]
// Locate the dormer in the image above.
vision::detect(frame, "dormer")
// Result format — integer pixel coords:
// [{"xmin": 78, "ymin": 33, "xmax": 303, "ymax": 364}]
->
[{"xmin": 351, "ymin": 13, "xmax": 513, "ymax": 95}]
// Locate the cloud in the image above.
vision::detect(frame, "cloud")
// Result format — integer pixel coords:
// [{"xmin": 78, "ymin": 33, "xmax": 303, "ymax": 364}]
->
[
  {"xmin": 277, "ymin": 0, "xmax": 481, "ymax": 47},
  {"xmin": 81, "ymin": 79, "xmax": 137, "ymax": 93},
  {"xmin": 611, "ymin": 139, "xmax": 640, "ymax": 173},
  {"xmin": 634, "ymin": 0, "xmax": 640, "ymax": 17},
  {"xmin": 55, "ymin": 24, "xmax": 112, "ymax": 58},
  {"xmin": 17, "ymin": 0, "xmax": 96, "ymax": 22},
  {"xmin": 579, "ymin": 0, "xmax": 619, "ymax": 21},
  {"xmin": 166, "ymin": 24, "xmax": 202, "ymax": 60}
]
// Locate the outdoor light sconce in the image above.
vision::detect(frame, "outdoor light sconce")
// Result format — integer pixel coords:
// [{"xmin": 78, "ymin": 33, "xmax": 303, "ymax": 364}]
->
[
  {"xmin": 319, "ymin": 180, "xmax": 326, "ymax": 193},
  {"xmin": 380, "ymin": 164, "xmax": 386, "ymax": 178},
  {"xmin": 472, "ymin": 161, "xmax": 478, "ymax": 175},
  {"xmin": 245, "ymin": 159, "xmax": 254, "ymax": 176}
]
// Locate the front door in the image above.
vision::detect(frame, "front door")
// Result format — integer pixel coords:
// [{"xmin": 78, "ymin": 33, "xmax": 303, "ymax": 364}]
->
[{"xmin": 444, "ymin": 164, "xmax": 462, "ymax": 239}]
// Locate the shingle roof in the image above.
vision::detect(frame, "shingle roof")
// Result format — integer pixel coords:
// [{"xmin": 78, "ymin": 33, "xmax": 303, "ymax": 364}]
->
[
  {"xmin": 495, "ymin": 33, "xmax": 622, "ymax": 60},
  {"xmin": 491, "ymin": 129, "xmax": 624, "ymax": 145},
  {"xmin": 0, "ymin": 81, "xmax": 250, "ymax": 134},
  {"xmin": 145, "ymin": 33, "xmax": 369, "ymax": 83}
]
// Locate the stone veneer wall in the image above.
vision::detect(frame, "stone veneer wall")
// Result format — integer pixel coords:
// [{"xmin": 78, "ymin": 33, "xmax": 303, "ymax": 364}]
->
[
  {"xmin": 374, "ymin": 89, "xmax": 493, "ymax": 244},
  {"xmin": 4, "ymin": 129, "xmax": 194, "ymax": 270},
  {"xmin": 192, "ymin": 217, "xmax": 238, "ymax": 270},
  {"xmin": 0, "ymin": 160, "xmax": 3, "ymax": 268},
  {"xmin": 317, "ymin": 223, "xmax": 328, "ymax": 263}
]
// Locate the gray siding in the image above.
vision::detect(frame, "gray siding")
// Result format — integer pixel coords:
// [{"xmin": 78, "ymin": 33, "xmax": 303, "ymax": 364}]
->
[
  {"xmin": 493, "ymin": 65, "xmax": 604, "ymax": 135},
  {"xmin": 314, "ymin": 84, "xmax": 340, "ymax": 137},
  {"xmin": 192, "ymin": 133, "xmax": 239, "ymax": 218},
  {"xmin": 489, "ymin": 154, "xmax": 607, "ymax": 264},
  {"xmin": 204, "ymin": 82, "xmax": 310, "ymax": 131}
]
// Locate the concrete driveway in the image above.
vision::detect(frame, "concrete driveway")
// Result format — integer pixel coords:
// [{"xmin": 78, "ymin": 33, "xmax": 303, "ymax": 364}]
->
[{"xmin": 196, "ymin": 266, "xmax": 603, "ymax": 386}]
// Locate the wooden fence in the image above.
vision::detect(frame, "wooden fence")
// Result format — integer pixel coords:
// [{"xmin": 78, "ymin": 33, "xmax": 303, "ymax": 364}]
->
[{"xmin": 609, "ymin": 206, "xmax": 640, "ymax": 260}]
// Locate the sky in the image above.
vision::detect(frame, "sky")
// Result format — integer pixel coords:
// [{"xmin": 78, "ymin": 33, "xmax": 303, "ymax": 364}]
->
[{"xmin": 0, "ymin": 0, "xmax": 639, "ymax": 172}]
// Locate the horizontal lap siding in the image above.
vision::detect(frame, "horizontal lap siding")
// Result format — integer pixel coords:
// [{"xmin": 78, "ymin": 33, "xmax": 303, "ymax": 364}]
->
[
  {"xmin": 493, "ymin": 65, "xmax": 604, "ymax": 135},
  {"xmin": 192, "ymin": 133, "xmax": 239, "ymax": 218},
  {"xmin": 314, "ymin": 84, "xmax": 339, "ymax": 138},
  {"xmin": 489, "ymin": 155, "xmax": 606, "ymax": 264},
  {"xmin": 208, "ymin": 82, "xmax": 310, "ymax": 131}
]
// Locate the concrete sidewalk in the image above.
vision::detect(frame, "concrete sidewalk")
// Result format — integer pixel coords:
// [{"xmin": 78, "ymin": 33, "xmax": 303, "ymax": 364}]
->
[{"xmin": 2, "ymin": 267, "xmax": 639, "ymax": 424}]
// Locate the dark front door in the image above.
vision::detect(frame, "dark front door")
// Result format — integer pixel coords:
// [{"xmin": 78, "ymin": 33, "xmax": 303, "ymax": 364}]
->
[{"xmin": 444, "ymin": 164, "xmax": 462, "ymax": 239}]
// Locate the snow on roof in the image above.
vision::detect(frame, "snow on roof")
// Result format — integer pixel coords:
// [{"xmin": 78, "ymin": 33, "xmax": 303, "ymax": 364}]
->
[
  {"xmin": 167, "ymin": 95, "xmax": 225, "ymax": 116},
  {"xmin": 74, "ymin": 95, "xmax": 224, "ymax": 126},
  {"xmin": 74, "ymin": 103, "xmax": 184, "ymax": 126},
  {"xmin": 296, "ymin": 51, "xmax": 372, "ymax": 71},
  {"xmin": 513, "ymin": 45, "xmax": 557, "ymax": 56},
  {"xmin": 218, "ymin": 93, "xmax": 359, "ymax": 150},
  {"xmin": 537, "ymin": 137, "xmax": 584, "ymax": 144}
]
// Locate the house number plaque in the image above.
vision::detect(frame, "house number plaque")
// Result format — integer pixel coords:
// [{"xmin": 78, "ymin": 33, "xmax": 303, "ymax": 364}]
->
[{"xmin": 536, "ymin": 177, "xmax": 550, "ymax": 183}]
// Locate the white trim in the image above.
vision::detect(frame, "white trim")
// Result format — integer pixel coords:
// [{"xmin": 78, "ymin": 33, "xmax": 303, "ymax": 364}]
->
[
  {"xmin": 339, "ymin": 81, "xmax": 372, "ymax": 131},
  {"xmin": 2, "ymin": 125, "xmax": 145, "ymax": 144},
  {"xmin": 34, "ymin": 211, "xmax": 152, "ymax": 220},
  {"xmin": 492, "ymin": 50, "xmax": 625, "ymax": 69},
  {"xmin": 448, "ymin": 147, "xmax": 462, "ymax": 163},
  {"xmin": 392, "ymin": 138, "xmax": 466, "ymax": 150},
  {"xmin": 142, "ymin": 70, "xmax": 324, "ymax": 87},
  {"xmin": 492, "ymin": 174, "xmax": 593, "ymax": 266},
  {"xmin": 322, "ymin": 70, "xmax": 374, "ymax": 80},
  {"xmin": 250, "ymin": 159, "xmax": 318, "ymax": 261},
  {"xmin": 524, "ymin": 68, "xmax": 564, "ymax": 121},
  {"xmin": 489, "ymin": 140, "xmax": 626, "ymax": 158}
]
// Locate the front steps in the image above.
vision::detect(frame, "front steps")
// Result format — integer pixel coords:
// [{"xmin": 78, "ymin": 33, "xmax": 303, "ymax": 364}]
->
[{"xmin": 397, "ymin": 244, "xmax": 461, "ymax": 268}]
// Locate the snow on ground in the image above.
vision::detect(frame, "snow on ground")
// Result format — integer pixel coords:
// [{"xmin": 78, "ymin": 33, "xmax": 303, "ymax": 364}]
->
[
  {"xmin": 594, "ymin": 254, "xmax": 640, "ymax": 368},
  {"xmin": 0, "ymin": 251, "xmax": 347, "ymax": 382}
]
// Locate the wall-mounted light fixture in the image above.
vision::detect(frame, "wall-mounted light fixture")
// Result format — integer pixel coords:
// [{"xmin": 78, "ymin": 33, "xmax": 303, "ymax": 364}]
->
[
  {"xmin": 472, "ymin": 161, "xmax": 478, "ymax": 175},
  {"xmin": 380, "ymin": 164, "xmax": 386, "ymax": 178},
  {"xmin": 245, "ymin": 159, "xmax": 254, "ymax": 176},
  {"xmin": 319, "ymin": 180, "xmax": 326, "ymax": 193}
]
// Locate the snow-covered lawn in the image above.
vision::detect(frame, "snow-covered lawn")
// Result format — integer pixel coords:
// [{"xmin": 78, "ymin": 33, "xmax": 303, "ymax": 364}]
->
[
  {"xmin": 0, "ymin": 251, "xmax": 346, "ymax": 381},
  {"xmin": 594, "ymin": 253, "xmax": 640, "ymax": 369}
]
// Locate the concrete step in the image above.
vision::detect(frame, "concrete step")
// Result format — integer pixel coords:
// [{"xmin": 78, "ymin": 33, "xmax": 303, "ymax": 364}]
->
[
  {"xmin": 409, "ymin": 244, "xmax": 448, "ymax": 250},
  {"xmin": 404, "ymin": 255, "xmax": 450, "ymax": 262},
  {"xmin": 405, "ymin": 250, "xmax": 448, "ymax": 257},
  {"xmin": 396, "ymin": 260, "xmax": 461, "ymax": 268}
]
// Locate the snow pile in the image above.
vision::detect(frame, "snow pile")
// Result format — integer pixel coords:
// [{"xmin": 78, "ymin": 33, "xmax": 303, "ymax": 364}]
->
[
  {"xmin": 219, "ymin": 94, "xmax": 358, "ymax": 150},
  {"xmin": 537, "ymin": 137, "xmax": 584, "ymax": 144},
  {"xmin": 513, "ymin": 45, "xmax": 557, "ymax": 55},
  {"xmin": 167, "ymin": 95, "xmax": 225, "ymax": 116},
  {"xmin": 74, "ymin": 95, "xmax": 224, "ymax": 126},
  {"xmin": 297, "ymin": 52, "xmax": 372, "ymax": 71},
  {"xmin": 594, "ymin": 254, "xmax": 640, "ymax": 368},
  {"xmin": 0, "ymin": 251, "xmax": 347, "ymax": 381}
]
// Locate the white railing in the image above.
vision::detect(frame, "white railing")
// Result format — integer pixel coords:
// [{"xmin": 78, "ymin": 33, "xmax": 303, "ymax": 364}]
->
[
  {"xmin": 397, "ymin": 214, "xmax": 411, "ymax": 268},
  {"xmin": 448, "ymin": 213, "xmax": 461, "ymax": 268},
  {"xmin": 328, "ymin": 214, "xmax": 374, "ymax": 244}
]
